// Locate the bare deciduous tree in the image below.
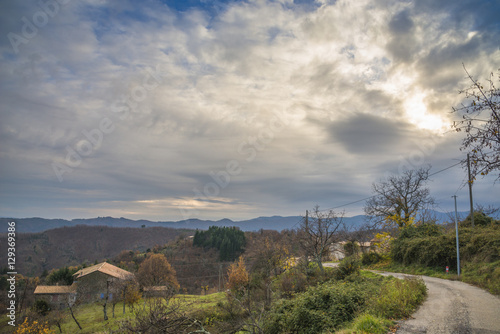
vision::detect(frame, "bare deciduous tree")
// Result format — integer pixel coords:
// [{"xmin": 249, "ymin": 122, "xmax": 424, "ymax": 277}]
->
[
  {"xmin": 364, "ymin": 166, "xmax": 435, "ymax": 228},
  {"xmin": 119, "ymin": 293, "xmax": 191, "ymax": 334},
  {"xmin": 452, "ymin": 66, "xmax": 500, "ymax": 181},
  {"xmin": 296, "ymin": 206, "xmax": 344, "ymax": 272}
]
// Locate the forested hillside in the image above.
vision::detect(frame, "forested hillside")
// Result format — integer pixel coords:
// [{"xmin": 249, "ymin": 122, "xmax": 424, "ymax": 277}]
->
[{"xmin": 0, "ymin": 225, "xmax": 192, "ymax": 276}]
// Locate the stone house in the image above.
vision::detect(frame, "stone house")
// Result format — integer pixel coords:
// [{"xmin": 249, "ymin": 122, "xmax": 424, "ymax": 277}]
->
[
  {"xmin": 33, "ymin": 284, "xmax": 77, "ymax": 309},
  {"xmin": 34, "ymin": 262, "xmax": 135, "ymax": 306},
  {"xmin": 72, "ymin": 262, "xmax": 135, "ymax": 303},
  {"xmin": 330, "ymin": 241, "xmax": 373, "ymax": 261},
  {"xmin": 143, "ymin": 286, "xmax": 171, "ymax": 298}
]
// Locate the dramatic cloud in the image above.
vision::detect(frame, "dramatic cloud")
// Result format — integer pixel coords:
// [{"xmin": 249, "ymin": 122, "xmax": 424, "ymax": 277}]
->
[{"xmin": 0, "ymin": 0, "xmax": 499, "ymax": 221}]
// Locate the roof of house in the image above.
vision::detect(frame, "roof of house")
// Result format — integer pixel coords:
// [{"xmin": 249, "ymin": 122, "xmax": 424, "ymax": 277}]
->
[
  {"xmin": 143, "ymin": 286, "xmax": 169, "ymax": 292},
  {"xmin": 34, "ymin": 284, "xmax": 77, "ymax": 294},
  {"xmin": 73, "ymin": 262, "xmax": 134, "ymax": 280},
  {"xmin": 332, "ymin": 241, "xmax": 372, "ymax": 247}
]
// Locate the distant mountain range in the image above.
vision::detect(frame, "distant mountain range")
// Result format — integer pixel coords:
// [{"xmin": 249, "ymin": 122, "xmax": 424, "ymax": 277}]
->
[{"xmin": 0, "ymin": 210, "xmax": 470, "ymax": 234}]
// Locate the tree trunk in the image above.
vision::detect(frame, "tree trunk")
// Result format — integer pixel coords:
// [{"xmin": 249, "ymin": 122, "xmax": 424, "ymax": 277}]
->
[
  {"xmin": 316, "ymin": 255, "xmax": 324, "ymax": 272},
  {"xmin": 103, "ymin": 280, "xmax": 109, "ymax": 321},
  {"xmin": 68, "ymin": 304, "xmax": 82, "ymax": 330},
  {"xmin": 123, "ymin": 286, "xmax": 127, "ymax": 314},
  {"xmin": 103, "ymin": 302, "xmax": 108, "ymax": 321}
]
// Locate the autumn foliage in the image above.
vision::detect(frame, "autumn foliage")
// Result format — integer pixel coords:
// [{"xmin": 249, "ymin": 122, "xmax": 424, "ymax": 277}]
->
[
  {"xmin": 226, "ymin": 256, "xmax": 249, "ymax": 293},
  {"xmin": 137, "ymin": 253, "xmax": 180, "ymax": 291},
  {"xmin": 14, "ymin": 318, "xmax": 54, "ymax": 334}
]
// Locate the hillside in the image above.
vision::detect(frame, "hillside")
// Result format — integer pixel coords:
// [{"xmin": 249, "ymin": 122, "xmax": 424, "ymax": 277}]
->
[{"xmin": 0, "ymin": 225, "xmax": 191, "ymax": 276}]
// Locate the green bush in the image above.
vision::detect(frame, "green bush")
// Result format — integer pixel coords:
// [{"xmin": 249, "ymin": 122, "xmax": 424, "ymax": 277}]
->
[
  {"xmin": 334, "ymin": 257, "xmax": 361, "ymax": 280},
  {"xmin": 370, "ymin": 277, "xmax": 427, "ymax": 319},
  {"xmin": 275, "ymin": 267, "xmax": 308, "ymax": 298},
  {"xmin": 33, "ymin": 299, "xmax": 50, "ymax": 316},
  {"xmin": 460, "ymin": 227, "xmax": 500, "ymax": 263},
  {"xmin": 349, "ymin": 313, "xmax": 393, "ymax": 334},
  {"xmin": 361, "ymin": 252, "xmax": 383, "ymax": 266},
  {"xmin": 461, "ymin": 211, "xmax": 498, "ymax": 227},
  {"xmin": 264, "ymin": 280, "xmax": 372, "ymax": 334},
  {"xmin": 344, "ymin": 241, "xmax": 360, "ymax": 257},
  {"xmin": 392, "ymin": 225, "xmax": 500, "ymax": 270},
  {"xmin": 398, "ymin": 223, "xmax": 443, "ymax": 239}
]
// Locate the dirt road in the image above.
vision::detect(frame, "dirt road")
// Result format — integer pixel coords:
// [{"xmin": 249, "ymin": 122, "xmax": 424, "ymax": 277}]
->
[{"xmin": 374, "ymin": 271, "xmax": 500, "ymax": 334}]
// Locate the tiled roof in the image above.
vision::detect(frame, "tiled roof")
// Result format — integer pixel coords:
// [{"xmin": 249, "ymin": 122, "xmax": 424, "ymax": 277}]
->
[
  {"xmin": 34, "ymin": 284, "xmax": 76, "ymax": 294},
  {"xmin": 73, "ymin": 262, "xmax": 134, "ymax": 280},
  {"xmin": 143, "ymin": 286, "xmax": 169, "ymax": 292}
]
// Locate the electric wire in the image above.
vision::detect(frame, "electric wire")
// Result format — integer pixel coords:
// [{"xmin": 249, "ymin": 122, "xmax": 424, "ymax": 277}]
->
[{"xmin": 318, "ymin": 160, "xmax": 463, "ymax": 213}]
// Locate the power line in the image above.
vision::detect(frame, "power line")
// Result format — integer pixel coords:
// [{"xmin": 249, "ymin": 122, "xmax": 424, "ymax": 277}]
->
[
  {"xmin": 428, "ymin": 161, "xmax": 462, "ymax": 177},
  {"xmin": 322, "ymin": 196, "xmax": 375, "ymax": 212},
  {"xmin": 318, "ymin": 160, "xmax": 462, "ymax": 213}
]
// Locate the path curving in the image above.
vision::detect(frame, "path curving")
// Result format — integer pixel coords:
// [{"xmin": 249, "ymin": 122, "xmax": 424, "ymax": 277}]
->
[{"xmin": 373, "ymin": 271, "xmax": 500, "ymax": 334}]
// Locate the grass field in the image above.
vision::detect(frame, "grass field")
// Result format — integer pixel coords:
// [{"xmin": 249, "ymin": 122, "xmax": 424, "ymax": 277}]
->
[{"xmin": 0, "ymin": 293, "xmax": 225, "ymax": 334}]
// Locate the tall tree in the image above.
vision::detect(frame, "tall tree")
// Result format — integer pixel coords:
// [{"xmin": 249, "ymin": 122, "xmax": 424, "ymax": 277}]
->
[
  {"xmin": 137, "ymin": 254, "xmax": 179, "ymax": 291},
  {"xmin": 364, "ymin": 166, "xmax": 434, "ymax": 229},
  {"xmin": 226, "ymin": 256, "xmax": 249, "ymax": 294},
  {"xmin": 296, "ymin": 206, "xmax": 344, "ymax": 272},
  {"xmin": 452, "ymin": 66, "xmax": 500, "ymax": 181}
]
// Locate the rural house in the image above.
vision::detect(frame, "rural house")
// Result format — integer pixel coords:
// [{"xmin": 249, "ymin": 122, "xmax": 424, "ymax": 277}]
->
[
  {"xmin": 72, "ymin": 262, "xmax": 135, "ymax": 302},
  {"xmin": 143, "ymin": 285, "xmax": 171, "ymax": 298},
  {"xmin": 330, "ymin": 241, "xmax": 373, "ymax": 261},
  {"xmin": 34, "ymin": 262, "xmax": 135, "ymax": 307},
  {"xmin": 33, "ymin": 284, "xmax": 77, "ymax": 309}
]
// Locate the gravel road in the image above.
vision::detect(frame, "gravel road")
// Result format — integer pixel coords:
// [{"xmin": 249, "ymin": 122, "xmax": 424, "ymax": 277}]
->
[{"xmin": 374, "ymin": 271, "xmax": 500, "ymax": 334}]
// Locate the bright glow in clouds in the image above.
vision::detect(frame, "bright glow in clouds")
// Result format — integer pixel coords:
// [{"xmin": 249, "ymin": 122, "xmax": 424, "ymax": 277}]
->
[{"xmin": 405, "ymin": 92, "xmax": 446, "ymax": 132}]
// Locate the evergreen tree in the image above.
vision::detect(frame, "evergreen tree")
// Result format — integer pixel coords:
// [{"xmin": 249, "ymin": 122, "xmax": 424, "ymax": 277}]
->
[{"xmin": 191, "ymin": 226, "xmax": 246, "ymax": 261}]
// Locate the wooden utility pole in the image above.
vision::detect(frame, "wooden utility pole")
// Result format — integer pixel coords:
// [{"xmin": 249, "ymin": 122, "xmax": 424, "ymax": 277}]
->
[
  {"xmin": 467, "ymin": 154, "xmax": 474, "ymax": 227},
  {"xmin": 218, "ymin": 264, "xmax": 222, "ymax": 292}
]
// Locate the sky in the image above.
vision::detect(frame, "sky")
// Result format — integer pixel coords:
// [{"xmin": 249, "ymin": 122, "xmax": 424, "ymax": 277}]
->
[{"xmin": 0, "ymin": 0, "xmax": 499, "ymax": 222}]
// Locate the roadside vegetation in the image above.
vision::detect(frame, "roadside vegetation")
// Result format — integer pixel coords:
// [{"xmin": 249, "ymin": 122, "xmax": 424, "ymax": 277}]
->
[
  {"xmin": 361, "ymin": 154, "xmax": 500, "ymax": 297},
  {"xmin": 0, "ymin": 258, "xmax": 427, "ymax": 334},
  {"xmin": 361, "ymin": 212, "xmax": 500, "ymax": 295}
]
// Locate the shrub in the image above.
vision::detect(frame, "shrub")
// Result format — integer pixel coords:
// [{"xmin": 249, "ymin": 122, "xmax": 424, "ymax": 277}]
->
[
  {"xmin": 264, "ymin": 280, "xmax": 370, "ymax": 334},
  {"xmin": 14, "ymin": 318, "xmax": 54, "ymax": 334},
  {"xmin": 398, "ymin": 223, "xmax": 443, "ymax": 239},
  {"xmin": 370, "ymin": 277, "xmax": 427, "ymax": 319},
  {"xmin": 344, "ymin": 241, "xmax": 360, "ymax": 257},
  {"xmin": 392, "ymin": 225, "xmax": 500, "ymax": 269},
  {"xmin": 349, "ymin": 313, "xmax": 393, "ymax": 334},
  {"xmin": 361, "ymin": 252, "xmax": 383, "ymax": 266},
  {"xmin": 334, "ymin": 257, "xmax": 360, "ymax": 280},
  {"xmin": 33, "ymin": 299, "xmax": 50, "ymax": 316},
  {"xmin": 461, "ymin": 211, "xmax": 497, "ymax": 227},
  {"xmin": 275, "ymin": 267, "xmax": 308, "ymax": 298}
]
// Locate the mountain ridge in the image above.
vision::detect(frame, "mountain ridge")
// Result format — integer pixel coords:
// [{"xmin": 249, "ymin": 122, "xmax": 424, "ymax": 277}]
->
[{"xmin": 0, "ymin": 210, "xmax": 468, "ymax": 234}]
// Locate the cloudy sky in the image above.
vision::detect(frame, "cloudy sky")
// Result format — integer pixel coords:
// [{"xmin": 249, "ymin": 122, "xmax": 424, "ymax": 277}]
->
[{"xmin": 1, "ymin": 0, "xmax": 499, "ymax": 222}]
